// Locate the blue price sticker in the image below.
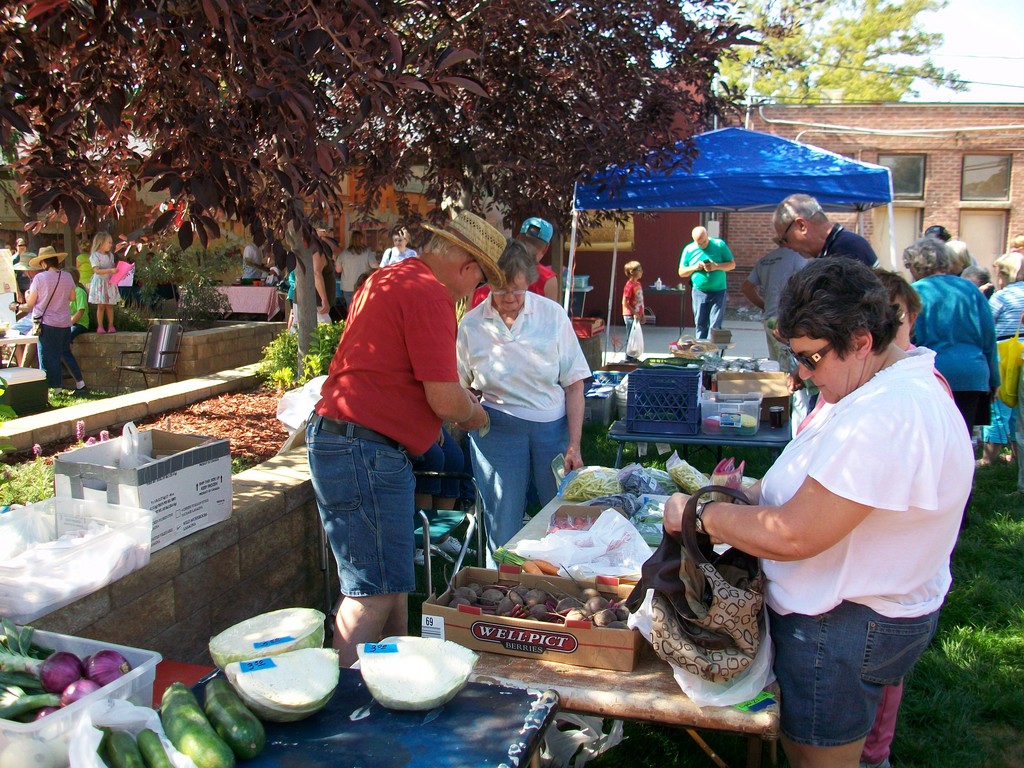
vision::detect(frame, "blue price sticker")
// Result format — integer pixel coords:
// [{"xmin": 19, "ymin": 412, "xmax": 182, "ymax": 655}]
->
[
  {"xmin": 362, "ymin": 643, "xmax": 398, "ymax": 654},
  {"xmin": 734, "ymin": 691, "xmax": 776, "ymax": 712},
  {"xmin": 253, "ymin": 635, "xmax": 296, "ymax": 649},
  {"xmin": 239, "ymin": 658, "xmax": 277, "ymax": 673}
]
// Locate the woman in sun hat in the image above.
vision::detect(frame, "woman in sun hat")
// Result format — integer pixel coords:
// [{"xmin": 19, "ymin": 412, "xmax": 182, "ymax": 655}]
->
[
  {"xmin": 14, "ymin": 246, "xmax": 86, "ymax": 393},
  {"xmin": 306, "ymin": 209, "xmax": 503, "ymax": 667}
]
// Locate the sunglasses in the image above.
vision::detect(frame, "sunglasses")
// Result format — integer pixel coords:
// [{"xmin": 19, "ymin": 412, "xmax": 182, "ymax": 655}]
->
[
  {"xmin": 773, "ymin": 218, "xmax": 797, "ymax": 247},
  {"xmin": 788, "ymin": 341, "xmax": 833, "ymax": 371}
]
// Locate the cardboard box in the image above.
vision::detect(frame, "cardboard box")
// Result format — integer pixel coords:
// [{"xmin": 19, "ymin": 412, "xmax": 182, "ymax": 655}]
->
[
  {"xmin": 422, "ymin": 566, "xmax": 642, "ymax": 672},
  {"xmin": 572, "ymin": 316, "xmax": 606, "ymax": 338},
  {"xmin": 715, "ymin": 371, "xmax": 791, "ymax": 424},
  {"xmin": 53, "ymin": 429, "xmax": 232, "ymax": 552}
]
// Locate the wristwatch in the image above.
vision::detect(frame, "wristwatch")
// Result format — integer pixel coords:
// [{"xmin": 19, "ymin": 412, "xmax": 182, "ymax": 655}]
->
[{"xmin": 694, "ymin": 499, "xmax": 711, "ymax": 535}]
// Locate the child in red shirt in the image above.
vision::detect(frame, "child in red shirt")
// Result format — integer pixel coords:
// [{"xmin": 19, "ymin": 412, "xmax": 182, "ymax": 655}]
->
[{"xmin": 622, "ymin": 261, "xmax": 645, "ymax": 362}]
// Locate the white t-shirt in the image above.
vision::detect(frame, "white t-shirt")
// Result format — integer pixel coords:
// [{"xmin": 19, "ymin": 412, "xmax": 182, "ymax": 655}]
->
[
  {"xmin": 379, "ymin": 247, "xmax": 417, "ymax": 268},
  {"xmin": 457, "ymin": 293, "xmax": 591, "ymax": 422},
  {"xmin": 335, "ymin": 247, "xmax": 377, "ymax": 292},
  {"xmin": 759, "ymin": 348, "xmax": 973, "ymax": 619}
]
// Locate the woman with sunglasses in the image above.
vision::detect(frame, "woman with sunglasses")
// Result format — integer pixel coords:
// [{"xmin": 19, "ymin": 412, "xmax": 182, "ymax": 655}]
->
[
  {"xmin": 457, "ymin": 240, "xmax": 591, "ymax": 563},
  {"xmin": 664, "ymin": 258, "xmax": 973, "ymax": 768}
]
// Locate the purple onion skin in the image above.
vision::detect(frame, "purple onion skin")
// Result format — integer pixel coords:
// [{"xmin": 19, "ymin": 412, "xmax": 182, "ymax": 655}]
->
[
  {"xmin": 39, "ymin": 651, "xmax": 85, "ymax": 694},
  {"xmin": 60, "ymin": 677, "xmax": 101, "ymax": 706},
  {"xmin": 85, "ymin": 650, "xmax": 133, "ymax": 687},
  {"xmin": 35, "ymin": 706, "xmax": 61, "ymax": 719}
]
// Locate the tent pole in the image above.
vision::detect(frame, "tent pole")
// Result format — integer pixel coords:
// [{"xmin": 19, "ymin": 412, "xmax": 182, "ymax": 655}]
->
[
  {"xmin": 887, "ymin": 202, "xmax": 897, "ymax": 271},
  {"xmin": 605, "ymin": 223, "xmax": 620, "ymax": 358},
  {"xmin": 564, "ymin": 209, "xmax": 580, "ymax": 313}
]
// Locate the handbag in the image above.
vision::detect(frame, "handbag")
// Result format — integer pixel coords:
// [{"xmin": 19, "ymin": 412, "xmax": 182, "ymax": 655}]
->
[
  {"xmin": 997, "ymin": 320, "xmax": 1023, "ymax": 408},
  {"xmin": 31, "ymin": 271, "xmax": 62, "ymax": 337},
  {"xmin": 624, "ymin": 485, "xmax": 764, "ymax": 683}
]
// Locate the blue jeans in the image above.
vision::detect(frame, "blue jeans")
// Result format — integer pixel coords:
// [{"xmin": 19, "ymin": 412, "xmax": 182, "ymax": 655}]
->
[
  {"xmin": 691, "ymin": 288, "xmax": 726, "ymax": 340},
  {"xmin": 770, "ymin": 602, "xmax": 939, "ymax": 747},
  {"xmin": 306, "ymin": 416, "xmax": 416, "ymax": 597},
  {"xmin": 469, "ymin": 407, "xmax": 567, "ymax": 563},
  {"xmin": 39, "ymin": 323, "xmax": 82, "ymax": 388},
  {"xmin": 411, "ymin": 427, "xmax": 464, "ymax": 499}
]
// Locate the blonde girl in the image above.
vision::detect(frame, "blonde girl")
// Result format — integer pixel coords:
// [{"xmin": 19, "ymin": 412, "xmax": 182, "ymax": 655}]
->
[{"xmin": 87, "ymin": 232, "xmax": 120, "ymax": 333}]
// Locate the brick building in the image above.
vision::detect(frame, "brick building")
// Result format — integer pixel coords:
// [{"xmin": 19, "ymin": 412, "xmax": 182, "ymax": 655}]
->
[{"xmin": 723, "ymin": 103, "xmax": 1024, "ymax": 308}]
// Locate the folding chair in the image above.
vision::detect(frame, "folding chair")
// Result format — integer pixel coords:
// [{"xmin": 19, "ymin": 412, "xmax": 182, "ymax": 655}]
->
[
  {"xmin": 413, "ymin": 471, "xmax": 485, "ymax": 596},
  {"xmin": 115, "ymin": 322, "xmax": 183, "ymax": 393}
]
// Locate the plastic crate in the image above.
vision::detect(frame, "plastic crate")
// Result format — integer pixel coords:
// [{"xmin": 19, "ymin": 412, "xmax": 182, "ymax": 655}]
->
[
  {"xmin": 701, "ymin": 392, "xmax": 763, "ymax": 436},
  {"xmin": 0, "ymin": 630, "xmax": 161, "ymax": 766},
  {"xmin": 626, "ymin": 366, "xmax": 701, "ymax": 435}
]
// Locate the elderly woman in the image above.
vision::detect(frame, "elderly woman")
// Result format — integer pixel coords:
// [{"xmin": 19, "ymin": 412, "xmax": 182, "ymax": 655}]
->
[
  {"xmin": 904, "ymin": 236, "xmax": 999, "ymax": 434},
  {"xmin": 11, "ymin": 246, "xmax": 86, "ymax": 394},
  {"xmin": 457, "ymin": 241, "xmax": 591, "ymax": 558},
  {"xmin": 665, "ymin": 259, "xmax": 973, "ymax": 767}
]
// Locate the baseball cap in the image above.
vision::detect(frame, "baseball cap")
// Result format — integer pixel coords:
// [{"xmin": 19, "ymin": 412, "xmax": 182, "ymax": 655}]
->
[
  {"xmin": 520, "ymin": 217, "xmax": 553, "ymax": 244},
  {"xmin": 924, "ymin": 225, "xmax": 951, "ymax": 242}
]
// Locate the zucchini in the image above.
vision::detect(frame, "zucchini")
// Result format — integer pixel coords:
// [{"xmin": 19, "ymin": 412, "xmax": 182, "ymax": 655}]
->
[
  {"xmin": 203, "ymin": 677, "xmax": 266, "ymax": 759},
  {"xmin": 136, "ymin": 729, "xmax": 174, "ymax": 768},
  {"xmin": 104, "ymin": 729, "xmax": 145, "ymax": 768},
  {"xmin": 160, "ymin": 682, "xmax": 236, "ymax": 768}
]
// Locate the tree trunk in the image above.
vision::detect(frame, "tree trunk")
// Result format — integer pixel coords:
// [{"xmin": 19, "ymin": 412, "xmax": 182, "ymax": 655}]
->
[{"xmin": 292, "ymin": 246, "xmax": 317, "ymax": 380}]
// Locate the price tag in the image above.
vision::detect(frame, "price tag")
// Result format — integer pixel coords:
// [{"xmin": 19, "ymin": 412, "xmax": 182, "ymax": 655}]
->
[
  {"xmin": 253, "ymin": 635, "xmax": 295, "ymax": 649},
  {"xmin": 421, "ymin": 614, "xmax": 446, "ymax": 640},
  {"xmin": 362, "ymin": 643, "xmax": 398, "ymax": 654},
  {"xmin": 734, "ymin": 691, "xmax": 776, "ymax": 712},
  {"xmin": 239, "ymin": 658, "xmax": 276, "ymax": 674}
]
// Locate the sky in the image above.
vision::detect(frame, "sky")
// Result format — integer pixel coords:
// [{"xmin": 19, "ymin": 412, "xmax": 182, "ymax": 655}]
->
[{"xmin": 908, "ymin": 0, "xmax": 1024, "ymax": 103}]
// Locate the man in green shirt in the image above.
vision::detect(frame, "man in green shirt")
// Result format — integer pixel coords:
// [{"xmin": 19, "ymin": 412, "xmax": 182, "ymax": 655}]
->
[{"xmin": 678, "ymin": 225, "xmax": 735, "ymax": 340}]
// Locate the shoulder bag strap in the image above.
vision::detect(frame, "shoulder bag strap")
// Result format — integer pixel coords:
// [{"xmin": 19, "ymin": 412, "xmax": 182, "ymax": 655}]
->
[{"xmin": 34, "ymin": 270, "xmax": 62, "ymax": 320}]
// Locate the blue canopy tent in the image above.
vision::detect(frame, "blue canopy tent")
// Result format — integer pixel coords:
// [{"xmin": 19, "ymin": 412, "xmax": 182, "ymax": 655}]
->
[{"xmin": 563, "ymin": 127, "xmax": 895, "ymax": 336}]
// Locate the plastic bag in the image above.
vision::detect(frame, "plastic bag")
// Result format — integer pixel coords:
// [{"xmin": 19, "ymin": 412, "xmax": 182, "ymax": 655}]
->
[
  {"xmin": 276, "ymin": 375, "xmax": 328, "ymax": 435},
  {"xmin": 665, "ymin": 451, "xmax": 709, "ymax": 494},
  {"xmin": 557, "ymin": 466, "xmax": 621, "ymax": 501},
  {"xmin": 625, "ymin": 320, "xmax": 644, "ymax": 359},
  {"xmin": 710, "ymin": 457, "xmax": 745, "ymax": 502},
  {"xmin": 540, "ymin": 715, "xmax": 624, "ymax": 768},
  {"xmin": 118, "ymin": 422, "xmax": 152, "ymax": 469},
  {"xmin": 628, "ymin": 588, "xmax": 775, "ymax": 707},
  {"xmin": 582, "ymin": 493, "xmax": 643, "ymax": 517},
  {"xmin": 69, "ymin": 699, "xmax": 197, "ymax": 768},
  {"xmin": 512, "ymin": 508, "xmax": 653, "ymax": 580}
]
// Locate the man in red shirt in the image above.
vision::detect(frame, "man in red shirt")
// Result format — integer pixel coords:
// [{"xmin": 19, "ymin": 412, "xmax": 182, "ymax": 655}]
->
[
  {"xmin": 307, "ymin": 210, "xmax": 505, "ymax": 666},
  {"xmin": 469, "ymin": 216, "xmax": 559, "ymax": 308}
]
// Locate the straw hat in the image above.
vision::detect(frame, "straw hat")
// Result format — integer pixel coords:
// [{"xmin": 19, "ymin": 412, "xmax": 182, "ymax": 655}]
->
[
  {"xmin": 29, "ymin": 245, "xmax": 67, "ymax": 269},
  {"xmin": 423, "ymin": 211, "xmax": 506, "ymax": 288}
]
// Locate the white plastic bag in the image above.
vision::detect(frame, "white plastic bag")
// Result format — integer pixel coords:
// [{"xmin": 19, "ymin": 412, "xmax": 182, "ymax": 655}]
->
[
  {"xmin": 628, "ymin": 588, "xmax": 775, "ymax": 707},
  {"xmin": 512, "ymin": 508, "xmax": 653, "ymax": 580},
  {"xmin": 625, "ymin": 320, "xmax": 644, "ymax": 358},
  {"xmin": 69, "ymin": 699, "xmax": 197, "ymax": 768},
  {"xmin": 118, "ymin": 422, "xmax": 152, "ymax": 469},
  {"xmin": 540, "ymin": 714, "xmax": 624, "ymax": 768},
  {"xmin": 276, "ymin": 375, "xmax": 328, "ymax": 435}
]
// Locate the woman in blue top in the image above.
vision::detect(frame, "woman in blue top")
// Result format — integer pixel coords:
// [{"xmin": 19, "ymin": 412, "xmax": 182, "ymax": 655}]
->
[
  {"xmin": 980, "ymin": 252, "xmax": 1024, "ymax": 465},
  {"xmin": 905, "ymin": 236, "xmax": 999, "ymax": 434}
]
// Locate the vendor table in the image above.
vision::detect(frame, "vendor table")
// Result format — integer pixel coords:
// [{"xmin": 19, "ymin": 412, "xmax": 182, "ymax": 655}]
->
[
  {"xmin": 607, "ymin": 418, "xmax": 791, "ymax": 468},
  {"xmin": 0, "ymin": 332, "xmax": 37, "ymax": 367},
  {"xmin": 473, "ymin": 496, "xmax": 780, "ymax": 768},
  {"xmin": 214, "ymin": 285, "xmax": 283, "ymax": 319},
  {"xmin": 646, "ymin": 285, "xmax": 688, "ymax": 337}
]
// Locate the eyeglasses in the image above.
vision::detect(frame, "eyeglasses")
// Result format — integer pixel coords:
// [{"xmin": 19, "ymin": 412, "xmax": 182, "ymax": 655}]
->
[
  {"xmin": 491, "ymin": 288, "xmax": 528, "ymax": 297},
  {"xmin": 773, "ymin": 218, "xmax": 797, "ymax": 247},
  {"xmin": 788, "ymin": 342, "xmax": 833, "ymax": 371}
]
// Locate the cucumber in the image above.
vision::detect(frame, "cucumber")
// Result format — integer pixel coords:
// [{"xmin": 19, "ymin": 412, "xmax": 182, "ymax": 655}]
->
[
  {"xmin": 203, "ymin": 677, "xmax": 266, "ymax": 759},
  {"xmin": 104, "ymin": 729, "xmax": 145, "ymax": 768},
  {"xmin": 160, "ymin": 682, "xmax": 236, "ymax": 768},
  {"xmin": 136, "ymin": 729, "xmax": 174, "ymax": 768}
]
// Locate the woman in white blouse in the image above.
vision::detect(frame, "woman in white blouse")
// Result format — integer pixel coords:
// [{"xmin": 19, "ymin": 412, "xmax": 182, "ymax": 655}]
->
[
  {"xmin": 457, "ymin": 241, "xmax": 590, "ymax": 560},
  {"xmin": 379, "ymin": 225, "xmax": 417, "ymax": 267}
]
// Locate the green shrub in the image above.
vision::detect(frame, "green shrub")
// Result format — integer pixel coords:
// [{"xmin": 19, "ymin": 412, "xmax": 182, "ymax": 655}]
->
[
  {"xmin": 258, "ymin": 321, "xmax": 344, "ymax": 387},
  {"xmin": 0, "ymin": 448, "xmax": 54, "ymax": 506},
  {"xmin": 258, "ymin": 330, "xmax": 299, "ymax": 387}
]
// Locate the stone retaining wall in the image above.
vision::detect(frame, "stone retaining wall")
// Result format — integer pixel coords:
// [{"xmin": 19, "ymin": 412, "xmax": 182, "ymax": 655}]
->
[{"xmin": 34, "ymin": 449, "xmax": 332, "ymax": 665}]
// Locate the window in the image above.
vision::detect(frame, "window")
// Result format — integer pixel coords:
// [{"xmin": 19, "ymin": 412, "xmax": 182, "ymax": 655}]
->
[
  {"xmin": 878, "ymin": 154, "xmax": 925, "ymax": 199},
  {"xmin": 962, "ymin": 155, "xmax": 1012, "ymax": 200}
]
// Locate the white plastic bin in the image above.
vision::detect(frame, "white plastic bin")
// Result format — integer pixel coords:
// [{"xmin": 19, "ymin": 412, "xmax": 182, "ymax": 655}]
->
[
  {"xmin": 700, "ymin": 392, "xmax": 763, "ymax": 436},
  {"xmin": 0, "ymin": 630, "xmax": 161, "ymax": 767},
  {"xmin": 0, "ymin": 498, "xmax": 153, "ymax": 624}
]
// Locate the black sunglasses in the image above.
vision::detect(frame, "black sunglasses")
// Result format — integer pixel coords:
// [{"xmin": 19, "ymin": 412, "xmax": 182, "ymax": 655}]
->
[
  {"xmin": 773, "ymin": 218, "xmax": 797, "ymax": 247},
  {"xmin": 789, "ymin": 342, "xmax": 833, "ymax": 371}
]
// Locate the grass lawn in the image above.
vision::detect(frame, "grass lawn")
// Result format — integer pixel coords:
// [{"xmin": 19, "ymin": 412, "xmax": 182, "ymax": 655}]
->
[{"xmin": 442, "ymin": 424, "xmax": 1024, "ymax": 768}]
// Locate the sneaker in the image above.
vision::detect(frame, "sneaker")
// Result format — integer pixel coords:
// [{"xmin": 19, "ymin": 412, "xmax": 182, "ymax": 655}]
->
[
  {"xmin": 96, "ymin": 327, "xmax": 106, "ymax": 334},
  {"xmin": 436, "ymin": 537, "xmax": 465, "ymax": 560},
  {"xmin": 108, "ymin": 326, "xmax": 116, "ymax": 333},
  {"xmin": 413, "ymin": 548, "xmax": 425, "ymax": 566}
]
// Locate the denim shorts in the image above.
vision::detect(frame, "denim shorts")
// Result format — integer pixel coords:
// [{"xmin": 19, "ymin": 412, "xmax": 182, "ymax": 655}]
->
[
  {"xmin": 306, "ymin": 417, "xmax": 416, "ymax": 597},
  {"xmin": 769, "ymin": 601, "xmax": 939, "ymax": 747}
]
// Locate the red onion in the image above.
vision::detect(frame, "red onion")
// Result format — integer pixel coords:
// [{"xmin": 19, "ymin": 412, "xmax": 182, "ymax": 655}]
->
[
  {"xmin": 60, "ymin": 678, "xmax": 101, "ymax": 706},
  {"xmin": 38, "ymin": 651, "xmax": 84, "ymax": 694},
  {"xmin": 85, "ymin": 650, "xmax": 133, "ymax": 687},
  {"xmin": 34, "ymin": 706, "xmax": 61, "ymax": 719}
]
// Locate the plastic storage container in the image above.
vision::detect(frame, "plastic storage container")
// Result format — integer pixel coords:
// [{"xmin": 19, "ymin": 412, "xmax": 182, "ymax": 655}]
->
[
  {"xmin": 626, "ymin": 366, "xmax": 701, "ymax": 435},
  {"xmin": 700, "ymin": 392, "xmax": 763, "ymax": 436},
  {"xmin": 0, "ymin": 630, "xmax": 161, "ymax": 767},
  {"xmin": 0, "ymin": 498, "xmax": 153, "ymax": 624}
]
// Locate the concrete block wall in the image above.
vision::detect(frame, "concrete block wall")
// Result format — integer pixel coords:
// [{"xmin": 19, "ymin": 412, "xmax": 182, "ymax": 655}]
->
[
  {"xmin": 71, "ymin": 322, "xmax": 285, "ymax": 391},
  {"xmin": 34, "ymin": 450, "xmax": 331, "ymax": 665}
]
